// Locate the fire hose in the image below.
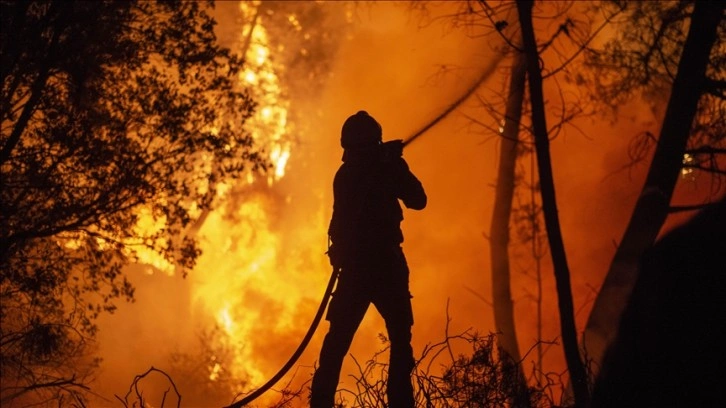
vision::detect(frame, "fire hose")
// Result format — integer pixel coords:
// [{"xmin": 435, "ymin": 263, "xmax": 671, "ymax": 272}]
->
[{"xmin": 224, "ymin": 56, "xmax": 501, "ymax": 408}]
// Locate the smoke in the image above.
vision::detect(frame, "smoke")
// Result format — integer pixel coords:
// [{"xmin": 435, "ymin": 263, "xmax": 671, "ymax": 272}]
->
[{"xmin": 90, "ymin": 1, "xmax": 705, "ymax": 406}]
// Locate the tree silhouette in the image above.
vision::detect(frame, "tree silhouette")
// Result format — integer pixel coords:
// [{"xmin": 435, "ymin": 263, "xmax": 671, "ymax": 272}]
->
[
  {"xmin": 430, "ymin": 2, "xmax": 620, "ymax": 405},
  {"xmin": 592, "ymin": 196, "xmax": 726, "ymax": 407},
  {"xmin": 516, "ymin": 1, "xmax": 589, "ymax": 406},
  {"xmin": 581, "ymin": 0, "xmax": 725, "ymax": 376},
  {"xmin": 489, "ymin": 48, "xmax": 531, "ymax": 407},
  {"xmin": 0, "ymin": 1, "xmax": 263, "ymax": 405}
]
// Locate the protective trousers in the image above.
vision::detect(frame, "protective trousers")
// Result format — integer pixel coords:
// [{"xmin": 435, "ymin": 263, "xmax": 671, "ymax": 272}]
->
[{"xmin": 310, "ymin": 248, "xmax": 415, "ymax": 407}]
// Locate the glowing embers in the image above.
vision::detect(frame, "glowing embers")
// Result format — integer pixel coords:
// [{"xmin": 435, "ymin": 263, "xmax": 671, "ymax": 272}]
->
[
  {"xmin": 270, "ymin": 143, "xmax": 291, "ymax": 180},
  {"xmin": 681, "ymin": 153, "xmax": 695, "ymax": 179}
]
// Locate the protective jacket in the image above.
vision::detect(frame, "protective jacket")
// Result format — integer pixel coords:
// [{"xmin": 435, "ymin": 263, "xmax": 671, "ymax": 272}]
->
[{"xmin": 327, "ymin": 145, "xmax": 426, "ymax": 266}]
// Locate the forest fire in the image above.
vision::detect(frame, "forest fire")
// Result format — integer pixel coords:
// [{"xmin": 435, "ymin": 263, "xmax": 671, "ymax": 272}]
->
[
  {"xmin": 2, "ymin": 1, "xmax": 723, "ymax": 407},
  {"xmin": 86, "ymin": 2, "xmax": 315, "ymax": 403},
  {"xmin": 182, "ymin": 1, "xmax": 304, "ymax": 393}
]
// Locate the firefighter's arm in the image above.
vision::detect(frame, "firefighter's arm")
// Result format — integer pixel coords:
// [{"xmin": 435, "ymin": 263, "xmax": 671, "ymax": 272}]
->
[{"xmin": 392, "ymin": 158, "xmax": 427, "ymax": 210}]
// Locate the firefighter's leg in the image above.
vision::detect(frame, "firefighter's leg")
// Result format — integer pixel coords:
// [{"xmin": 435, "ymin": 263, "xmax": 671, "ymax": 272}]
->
[
  {"xmin": 381, "ymin": 299, "xmax": 415, "ymax": 408},
  {"xmin": 310, "ymin": 286, "xmax": 368, "ymax": 407},
  {"xmin": 374, "ymin": 252, "xmax": 415, "ymax": 408}
]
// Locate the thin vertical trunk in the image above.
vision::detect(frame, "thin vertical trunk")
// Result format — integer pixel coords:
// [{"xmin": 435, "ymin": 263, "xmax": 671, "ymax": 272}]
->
[
  {"xmin": 489, "ymin": 49, "xmax": 529, "ymax": 407},
  {"xmin": 583, "ymin": 0, "xmax": 723, "ymax": 375},
  {"xmin": 515, "ymin": 1, "xmax": 590, "ymax": 406},
  {"xmin": 530, "ymin": 151, "xmax": 545, "ymax": 385}
]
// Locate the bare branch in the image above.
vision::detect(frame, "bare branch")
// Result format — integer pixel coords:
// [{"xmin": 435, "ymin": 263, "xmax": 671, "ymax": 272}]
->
[{"xmin": 116, "ymin": 366, "xmax": 181, "ymax": 408}]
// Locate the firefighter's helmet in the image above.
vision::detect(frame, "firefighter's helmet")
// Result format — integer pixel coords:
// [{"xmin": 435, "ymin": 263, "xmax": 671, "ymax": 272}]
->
[{"xmin": 341, "ymin": 111, "xmax": 382, "ymax": 149}]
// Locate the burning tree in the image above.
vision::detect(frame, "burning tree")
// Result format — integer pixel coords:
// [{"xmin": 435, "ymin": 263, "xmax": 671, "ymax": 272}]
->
[{"xmin": 0, "ymin": 1, "xmax": 265, "ymax": 405}]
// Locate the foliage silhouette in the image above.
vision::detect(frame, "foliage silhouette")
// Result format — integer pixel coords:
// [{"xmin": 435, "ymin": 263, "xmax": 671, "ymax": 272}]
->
[
  {"xmin": 581, "ymin": 0, "xmax": 725, "ymax": 375},
  {"xmin": 1, "ymin": 1, "xmax": 264, "ymax": 405},
  {"xmin": 334, "ymin": 327, "xmax": 561, "ymax": 407}
]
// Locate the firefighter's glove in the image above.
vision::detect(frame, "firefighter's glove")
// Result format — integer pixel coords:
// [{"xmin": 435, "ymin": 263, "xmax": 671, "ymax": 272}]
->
[{"xmin": 381, "ymin": 139, "xmax": 404, "ymax": 161}]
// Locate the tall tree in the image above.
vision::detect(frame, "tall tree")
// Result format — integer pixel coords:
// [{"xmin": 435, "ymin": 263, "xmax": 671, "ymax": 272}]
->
[
  {"xmin": 489, "ymin": 47, "xmax": 531, "ymax": 407},
  {"xmin": 516, "ymin": 1, "xmax": 590, "ymax": 406},
  {"xmin": 0, "ymin": 1, "xmax": 263, "ymax": 405},
  {"xmin": 582, "ymin": 0, "xmax": 724, "ymax": 373},
  {"xmin": 450, "ymin": 2, "xmax": 617, "ymax": 402}
]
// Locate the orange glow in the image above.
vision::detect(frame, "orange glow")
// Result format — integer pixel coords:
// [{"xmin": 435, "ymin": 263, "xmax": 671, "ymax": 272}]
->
[
  {"xmin": 90, "ymin": 2, "xmax": 723, "ymax": 407},
  {"xmin": 185, "ymin": 1, "xmax": 301, "ymax": 396},
  {"xmin": 92, "ymin": 4, "xmax": 303, "ymax": 403}
]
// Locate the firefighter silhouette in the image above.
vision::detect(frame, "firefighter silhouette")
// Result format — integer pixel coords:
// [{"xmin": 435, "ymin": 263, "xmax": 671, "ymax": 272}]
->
[{"xmin": 310, "ymin": 111, "xmax": 427, "ymax": 407}]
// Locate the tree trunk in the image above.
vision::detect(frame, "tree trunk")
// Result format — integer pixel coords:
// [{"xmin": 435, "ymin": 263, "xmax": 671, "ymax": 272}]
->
[
  {"xmin": 515, "ymin": 1, "xmax": 590, "ymax": 406},
  {"xmin": 583, "ymin": 0, "xmax": 723, "ymax": 376},
  {"xmin": 489, "ymin": 49, "xmax": 530, "ymax": 407}
]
